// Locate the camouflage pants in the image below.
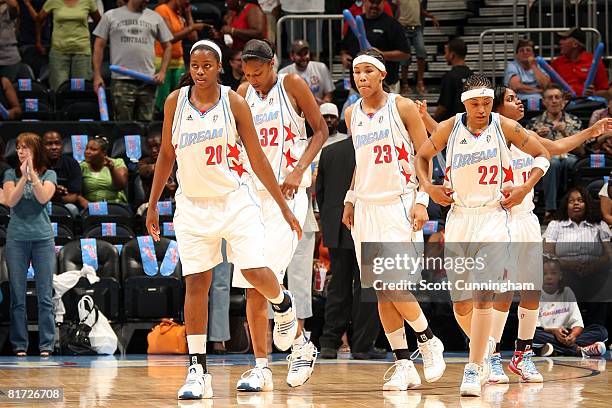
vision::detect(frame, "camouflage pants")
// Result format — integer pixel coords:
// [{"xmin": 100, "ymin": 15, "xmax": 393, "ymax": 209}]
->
[{"xmin": 111, "ymin": 79, "xmax": 156, "ymax": 121}]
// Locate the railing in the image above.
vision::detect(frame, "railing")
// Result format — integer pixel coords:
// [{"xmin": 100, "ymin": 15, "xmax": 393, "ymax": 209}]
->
[
  {"xmin": 478, "ymin": 27, "xmax": 601, "ymax": 86},
  {"xmin": 276, "ymin": 14, "xmax": 345, "ymax": 79}
]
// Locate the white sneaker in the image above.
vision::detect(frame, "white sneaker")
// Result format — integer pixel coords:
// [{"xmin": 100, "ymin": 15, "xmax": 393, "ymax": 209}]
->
[
  {"xmin": 488, "ymin": 353, "xmax": 509, "ymax": 384},
  {"xmin": 286, "ymin": 341, "xmax": 318, "ymax": 387},
  {"xmin": 417, "ymin": 336, "xmax": 446, "ymax": 382},
  {"xmin": 508, "ymin": 350, "xmax": 543, "ymax": 383},
  {"xmin": 272, "ymin": 290, "xmax": 298, "ymax": 351},
  {"xmin": 459, "ymin": 363, "xmax": 482, "ymax": 397},
  {"xmin": 236, "ymin": 366, "xmax": 273, "ymax": 392},
  {"xmin": 177, "ymin": 364, "xmax": 213, "ymax": 400},
  {"xmin": 480, "ymin": 337, "xmax": 496, "ymax": 385},
  {"xmin": 383, "ymin": 359, "xmax": 421, "ymax": 391}
]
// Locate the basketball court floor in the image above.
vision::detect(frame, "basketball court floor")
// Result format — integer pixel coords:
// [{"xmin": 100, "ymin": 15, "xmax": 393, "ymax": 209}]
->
[{"xmin": 0, "ymin": 352, "xmax": 609, "ymax": 407}]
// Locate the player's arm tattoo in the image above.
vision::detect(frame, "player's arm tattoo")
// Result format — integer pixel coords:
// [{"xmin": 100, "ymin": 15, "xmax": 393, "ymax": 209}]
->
[{"xmin": 515, "ymin": 123, "xmax": 530, "ymax": 147}]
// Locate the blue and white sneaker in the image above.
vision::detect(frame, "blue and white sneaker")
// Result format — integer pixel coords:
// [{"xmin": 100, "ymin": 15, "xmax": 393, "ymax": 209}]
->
[
  {"xmin": 236, "ymin": 366, "xmax": 273, "ymax": 392},
  {"xmin": 272, "ymin": 290, "xmax": 298, "ymax": 351},
  {"xmin": 488, "ymin": 353, "xmax": 509, "ymax": 384},
  {"xmin": 460, "ymin": 363, "xmax": 482, "ymax": 397},
  {"xmin": 508, "ymin": 350, "xmax": 543, "ymax": 383},
  {"xmin": 178, "ymin": 364, "xmax": 213, "ymax": 400},
  {"xmin": 286, "ymin": 340, "xmax": 318, "ymax": 387}
]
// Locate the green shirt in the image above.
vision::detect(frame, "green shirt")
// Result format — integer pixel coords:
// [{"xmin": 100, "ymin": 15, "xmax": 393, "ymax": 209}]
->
[
  {"xmin": 3, "ymin": 169, "xmax": 57, "ymax": 241},
  {"xmin": 81, "ymin": 158, "xmax": 127, "ymax": 203},
  {"xmin": 43, "ymin": 0, "xmax": 97, "ymax": 55}
]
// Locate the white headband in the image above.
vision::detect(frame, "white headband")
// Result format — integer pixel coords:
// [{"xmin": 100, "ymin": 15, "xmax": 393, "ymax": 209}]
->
[
  {"xmin": 190, "ymin": 40, "xmax": 222, "ymax": 61},
  {"xmin": 461, "ymin": 88, "xmax": 494, "ymax": 102},
  {"xmin": 352, "ymin": 55, "xmax": 386, "ymax": 72}
]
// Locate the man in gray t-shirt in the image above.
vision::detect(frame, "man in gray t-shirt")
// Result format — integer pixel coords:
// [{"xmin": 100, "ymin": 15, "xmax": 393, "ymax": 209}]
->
[
  {"xmin": 278, "ymin": 40, "xmax": 333, "ymax": 105},
  {"xmin": 92, "ymin": 0, "xmax": 172, "ymax": 120}
]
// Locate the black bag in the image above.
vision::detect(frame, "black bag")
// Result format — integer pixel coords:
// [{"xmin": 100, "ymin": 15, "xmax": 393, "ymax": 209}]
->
[{"xmin": 59, "ymin": 306, "xmax": 99, "ymax": 355}]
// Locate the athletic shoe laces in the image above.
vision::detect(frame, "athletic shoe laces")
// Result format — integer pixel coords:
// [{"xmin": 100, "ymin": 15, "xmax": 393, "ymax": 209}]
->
[
  {"xmin": 490, "ymin": 354, "xmax": 504, "ymax": 376},
  {"xmin": 521, "ymin": 351, "xmax": 539, "ymax": 375}
]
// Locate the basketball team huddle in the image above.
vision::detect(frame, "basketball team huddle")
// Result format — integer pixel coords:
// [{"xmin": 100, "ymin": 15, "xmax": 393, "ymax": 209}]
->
[{"xmin": 144, "ymin": 38, "xmax": 612, "ymax": 399}]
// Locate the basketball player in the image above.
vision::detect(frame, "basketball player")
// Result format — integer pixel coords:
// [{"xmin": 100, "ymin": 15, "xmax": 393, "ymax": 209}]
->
[
  {"xmin": 415, "ymin": 74, "xmax": 551, "ymax": 397},
  {"xmin": 232, "ymin": 39, "xmax": 328, "ymax": 391},
  {"xmin": 487, "ymin": 87, "xmax": 612, "ymax": 384},
  {"xmin": 342, "ymin": 49, "xmax": 446, "ymax": 391},
  {"xmin": 145, "ymin": 40, "xmax": 302, "ymax": 400}
]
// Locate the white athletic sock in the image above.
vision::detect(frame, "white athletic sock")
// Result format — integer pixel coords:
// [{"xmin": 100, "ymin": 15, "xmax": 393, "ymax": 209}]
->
[
  {"xmin": 255, "ymin": 358, "xmax": 268, "ymax": 368},
  {"xmin": 454, "ymin": 308, "xmax": 473, "ymax": 338},
  {"xmin": 469, "ymin": 307, "xmax": 493, "ymax": 364},
  {"xmin": 491, "ymin": 309, "xmax": 509, "ymax": 344},
  {"xmin": 187, "ymin": 334, "xmax": 207, "ymax": 355},
  {"xmin": 267, "ymin": 288, "xmax": 285, "ymax": 305},
  {"xmin": 385, "ymin": 327, "xmax": 408, "ymax": 351},
  {"xmin": 293, "ymin": 332, "xmax": 307, "ymax": 347},
  {"xmin": 407, "ymin": 311, "xmax": 428, "ymax": 333},
  {"xmin": 517, "ymin": 306, "xmax": 539, "ymax": 341}
]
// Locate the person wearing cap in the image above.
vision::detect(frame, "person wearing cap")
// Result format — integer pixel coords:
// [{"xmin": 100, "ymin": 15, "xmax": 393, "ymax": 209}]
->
[
  {"xmin": 279, "ymin": 40, "xmax": 334, "ymax": 105},
  {"xmin": 551, "ymin": 27, "xmax": 609, "ymax": 97},
  {"xmin": 320, "ymin": 103, "xmax": 347, "ymax": 147},
  {"xmin": 235, "ymin": 38, "xmax": 328, "ymax": 391},
  {"xmin": 92, "ymin": 0, "xmax": 173, "ymax": 121},
  {"xmin": 340, "ymin": 0, "xmax": 410, "ymax": 93}
]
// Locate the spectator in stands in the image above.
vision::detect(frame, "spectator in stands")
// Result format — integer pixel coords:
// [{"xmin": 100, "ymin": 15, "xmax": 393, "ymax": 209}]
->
[
  {"xmin": 551, "ymin": 27, "xmax": 609, "ymax": 97},
  {"xmin": 138, "ymin": 131, "xmax": 176, "ymax": 203},
  {"xmin": 25, "ymin": 0, "xmax": 100, "ymax": 91},
  {"xmin": 0, "ymin": 76, "xmax": 22, "ymax": 120},
  {"xmin": 92, "ymin": 0, "xmax": 173, "ymax": 121},
  {"xmin": 78, "ymin": 136, "xmax": 128, "ymax": 206},
  {"xmin": 0, "ymin": 0, "xmax": 21, "ymax": 82},
  {"xmin": 504, "ymin": 39, "xmax": 550, "ymax": 111},
  {"xmin": 398, "ymin": 0, "xmax": 439, "ymax": 95},
  {"xmin": 543, "ymin": 187, "xmax": 611, "ymax": 326},
  {"xmin": 3, "ymin": 132, "xmax": 57, "ymax": 357},
  {"xmin": 17, "ymin": 0, "xmax": 50, "ymax": 48},
  {"xmin": 528, "ymin": 83, "xmax": 584, "ymax": 218},
  {"xmin": 316, "ymin": 135, "xmax": 382, "ymax": 360},
  {"xmin": 220, "ymin": 48, "xmax": 244, "ymax": 91},
  {"xmin": 259, "ymin": 0, "xmax": 279, "ymax": 43},
  {"xmin": 320, "ymin": 103, "xmax": 347, "ymax": 147},
  {"xmin": 221, "ymin": 0, "xmax": 266, "ymax": 51},
  {"xmin": 279, "ymin": 40, "xmax": 333, "ymax": 105},
  {"xmin": 154, "ymin": 0, "xmax": 206, "ymax": 114},
  {"xmin": 42, "ymin": 131, "xmax": 82, "ymax": 214},
  {"xmin": 534, "ymin": 256, "xmax": 608, "ymax": 357},
  {"xmin": 600, "ymin": 173, "xmax": 612, "ymax": 226},
  {"xmin": 343, "ymin": 0, "xmax": 393, "ymax": 36},
  {"xmin": 341, "ymin": 0, "xmax": 410, "ymax": 93},
  {"xmin": 434, "ymin": 37, "xmax": 471, "ymax": 121},
  {"xmin": 589, "ymin": 94, "xmax": 612, "ymax": 127}
]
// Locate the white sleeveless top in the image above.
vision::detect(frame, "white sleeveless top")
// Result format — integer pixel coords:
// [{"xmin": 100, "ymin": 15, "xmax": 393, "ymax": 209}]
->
[
  {"xmin": 244, "ymin": 74, "xmax": 311, "ymax": 191},
  {"xmin": 350, "ymin": 93, "xmax": 418, "ymax": 203},
  {"xmin": 444, "ymin": 112, "xmax": 514, "ymax": 208},
  {"xmin": 510, "ymin": 144, "xmax": 535, "ymax": 213},
  {"xmin": 172, "ymin": 85, "xmax": 250, "ymax": 198}
]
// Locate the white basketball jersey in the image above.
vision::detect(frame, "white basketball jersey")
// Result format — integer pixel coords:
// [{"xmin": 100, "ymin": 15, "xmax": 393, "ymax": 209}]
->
[
  {"xmin": 244, "ymin": 74, "xmax": 311, "ymax": 191},
  {"xmin": 510, "ymin": 144, "xmax": 535, "ymax": 213},
  {"xmin": 350, "ymin": 93, "xmax": 418, "ymax": 203},
  {"xmin": 172, "ymin": 85, "xmax": 250, "ymax": 198},
  {"xmin": 444, "ymin": 112, "xmax": 514, "ymax": 207}
]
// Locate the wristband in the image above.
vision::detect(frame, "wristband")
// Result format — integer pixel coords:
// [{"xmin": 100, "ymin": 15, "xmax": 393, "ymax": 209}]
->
[
  {"xmin": 533, "ymin": 156, "xmax": 550, "ymax": 176},
  {"xmin": 344, "ymin": 190, "xmax": 356, "ymax": 206},
  {"xmin": 415, "ymin": 191, "xmax": 429, "ymax": 207}
]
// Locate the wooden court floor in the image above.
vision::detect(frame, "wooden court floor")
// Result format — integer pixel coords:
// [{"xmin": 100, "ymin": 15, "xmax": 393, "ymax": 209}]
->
[{"xmin": 0, "ymin": 353, "xmax": 609, "ymax": 407}]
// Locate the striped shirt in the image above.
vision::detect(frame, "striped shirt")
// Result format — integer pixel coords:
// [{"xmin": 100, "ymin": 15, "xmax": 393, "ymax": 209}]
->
[{"xmin": 543, "ymin": 219, "xmax": 611, "ymax": 261}]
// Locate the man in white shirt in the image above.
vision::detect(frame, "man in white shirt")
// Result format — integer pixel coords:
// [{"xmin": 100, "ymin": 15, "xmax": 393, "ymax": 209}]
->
[{"xmin": 279, "ymin": 40, "xmax": 334, "ymax": 105}]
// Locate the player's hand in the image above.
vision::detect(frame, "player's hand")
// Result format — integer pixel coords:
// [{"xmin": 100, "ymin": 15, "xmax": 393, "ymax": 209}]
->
[
  {"xmin": 410, "ymin": 203, "xmax": 429, "ymax": 231},
  {"xmin": 501, "ymin": 185, "xmax": 529, "ymax": 209},
  {"xmin": 342, "ymin": 203, "xmax": 354, "ymax": 229},
  {"xmin": 146, "ymin": 204, "xmax": 161, "ymax": 242},
  {"xmin": 427, "ymin": 184, "xmax": 454, "ymax": 206},
  {"xmin": 282, "ymin": 207, "xmax": 302, "ymax": 240},
  {"xmin": 415, "ymin": 100, "xmax": 427, "ymax": 116},
  {"xmin": 590, "ymin": 118, "xmax": 612, "ymax": 138},
  {"xmin": 280, "ymin": 168, "xmax": 304, "ymax": 198}
]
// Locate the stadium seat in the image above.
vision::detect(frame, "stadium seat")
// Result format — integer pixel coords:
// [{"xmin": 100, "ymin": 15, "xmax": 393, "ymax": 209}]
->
[
  {"xmin": 81, "ymin": 202, "xmax": 134, "ymax": 230},
  {"xmin": 53, "ymin": 223, "xmax": 75, "ymax": 246},
  {"xmin": 55, "ymin": 79, "xmax": 102, "ymax": 121},
  {"xmin": 58, "ymin": 239, "xmax": 121, "ymax": 321},
  {"xmin": 572, "ymin": 156, "xmax": 612, "ymax": 186},
  {"xmin": 83, "ymin": 223, "xmax": 136, "ymax": 245},
  {"xmin": 11, "ymin": 79, "xmax": 53, "ymax": 121},
  {"xmin": 49, "ymin": 202, "xmax": 77, "ymax": 232}
]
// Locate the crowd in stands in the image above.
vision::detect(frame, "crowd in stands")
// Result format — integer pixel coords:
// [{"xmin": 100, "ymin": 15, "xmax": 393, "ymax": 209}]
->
[{"xmin": 0, "ymin": 0, "xmax": 610, "ymax": 358}]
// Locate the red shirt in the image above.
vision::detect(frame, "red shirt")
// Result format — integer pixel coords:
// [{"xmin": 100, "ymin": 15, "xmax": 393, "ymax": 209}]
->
[
  {"xmin": 551, "ymin": 51, "xmax": 609, "ymax": 95},
  {"xmin": 230, "ymin": 3, "xmax": 267, "ymax": 50},
  {"xmin": 342, "ymin": 2, "xmax": 394, "ymax": 36}
]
